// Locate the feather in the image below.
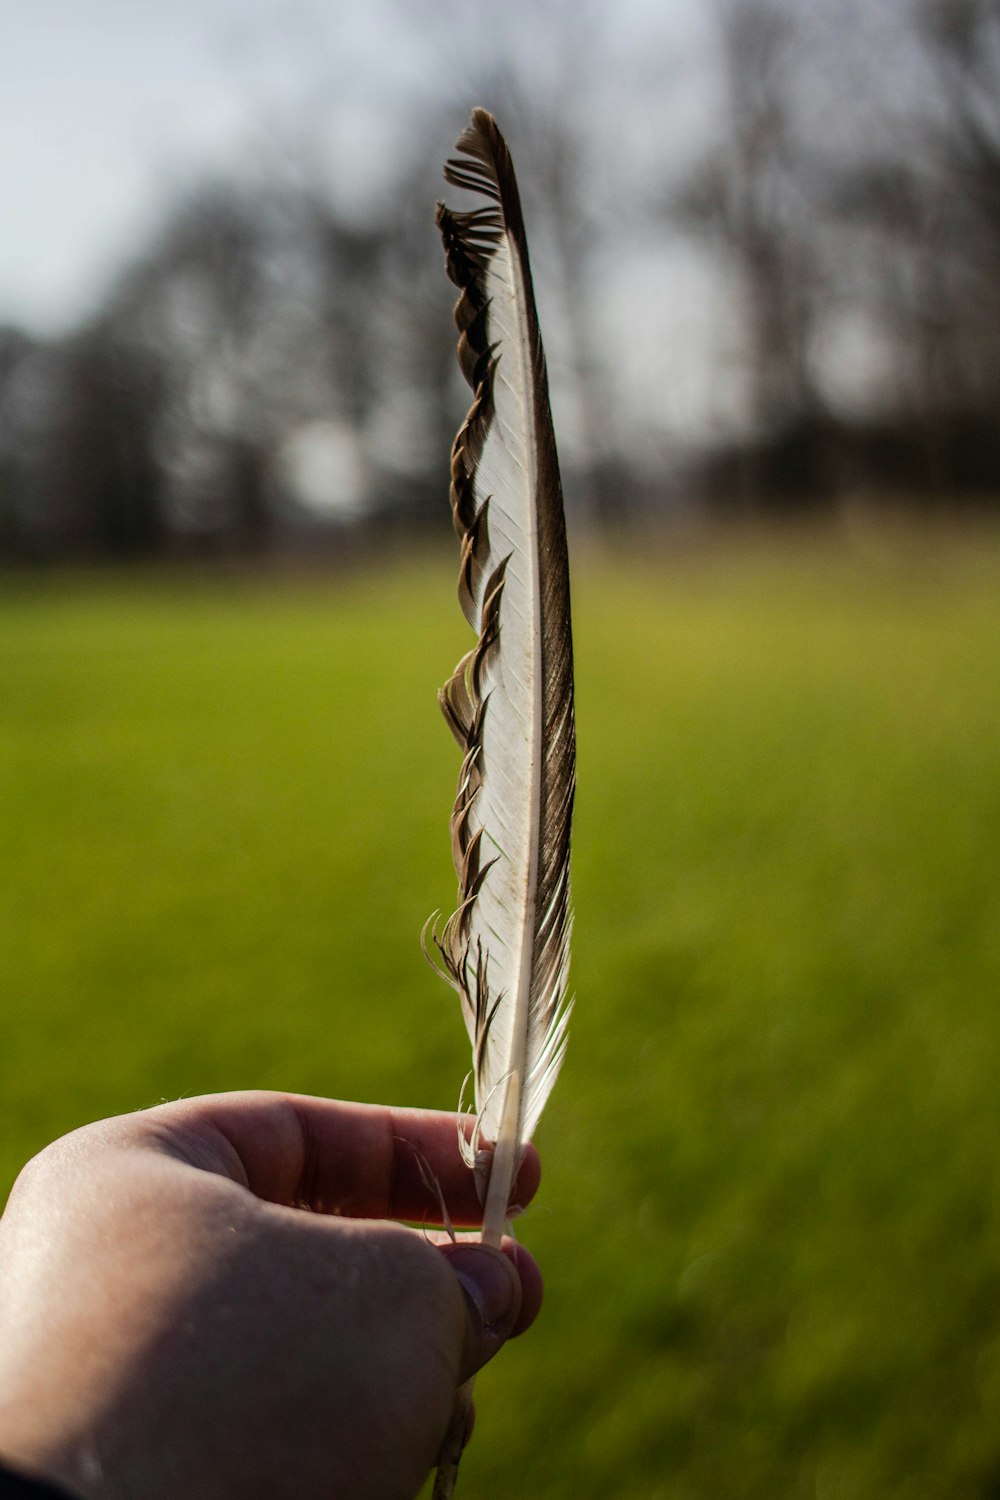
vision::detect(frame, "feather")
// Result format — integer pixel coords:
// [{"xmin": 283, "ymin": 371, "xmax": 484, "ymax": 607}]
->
[{"xmin": 433, "ymin": 108, "xmax": 576, "ymax": 1248}]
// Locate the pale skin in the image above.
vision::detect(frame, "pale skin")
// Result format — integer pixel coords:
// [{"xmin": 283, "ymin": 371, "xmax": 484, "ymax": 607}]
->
[{"xmin": 0, "ymin": 1091, "xmax": 542, "ymax": 1500}]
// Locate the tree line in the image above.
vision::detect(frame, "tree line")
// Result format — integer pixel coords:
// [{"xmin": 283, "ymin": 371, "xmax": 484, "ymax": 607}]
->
[{"xmin": 1, "ymin": 0, "xmax": 998, "ymax": 562}]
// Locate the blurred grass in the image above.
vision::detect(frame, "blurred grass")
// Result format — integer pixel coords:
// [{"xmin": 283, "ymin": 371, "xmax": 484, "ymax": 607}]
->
[{"xmin": 2, "ymin": 527, "xmax": 1000, "ymax": 1498}]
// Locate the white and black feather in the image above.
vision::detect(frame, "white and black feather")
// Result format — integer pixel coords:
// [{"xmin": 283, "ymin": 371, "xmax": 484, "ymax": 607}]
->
[{"xmin": 432, "ymin": 108, "xmax": 576, "ymax": 1245}]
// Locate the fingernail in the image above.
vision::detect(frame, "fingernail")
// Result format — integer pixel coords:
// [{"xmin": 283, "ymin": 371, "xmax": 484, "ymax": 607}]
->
[{"xmin": 444, "ymin": 1245, "xmax": 519, "ymax": 1334}]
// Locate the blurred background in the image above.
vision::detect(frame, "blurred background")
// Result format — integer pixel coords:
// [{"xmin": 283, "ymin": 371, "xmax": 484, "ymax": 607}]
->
[
  {"xmin": 3, "ymin": 2, "xmax": 1000, "ymax": 1497},
  {"xmin": 3, "ymin": 0, "xmax": 1000, "ymax": 552}
]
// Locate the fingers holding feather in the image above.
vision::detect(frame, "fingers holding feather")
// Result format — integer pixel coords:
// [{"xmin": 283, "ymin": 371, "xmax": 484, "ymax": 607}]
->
[{"xmin": 124, "ymin": 1091, "xmax": 539, "ymax": 1227}]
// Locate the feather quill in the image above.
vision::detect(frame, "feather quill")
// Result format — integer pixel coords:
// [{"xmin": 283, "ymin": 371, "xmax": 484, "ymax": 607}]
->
[{"xmin": 433, "ymin": 108, "xmax": 576, "ymax": 1248}]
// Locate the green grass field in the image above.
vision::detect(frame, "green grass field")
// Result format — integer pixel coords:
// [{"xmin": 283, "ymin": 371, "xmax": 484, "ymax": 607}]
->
[{"xmin": 3, "ymin": 528, "xmax": 1000, "ymax": 1498}]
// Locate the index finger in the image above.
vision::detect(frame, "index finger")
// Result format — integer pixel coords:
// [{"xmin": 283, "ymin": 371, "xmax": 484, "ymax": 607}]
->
[{"xmin": 130, "ymin": 1090, "xmax": 541, "ymax": 1230}]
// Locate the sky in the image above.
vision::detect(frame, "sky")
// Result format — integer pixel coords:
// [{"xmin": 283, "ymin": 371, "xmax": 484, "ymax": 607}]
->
[
  {"xmin": 1, "ymin": 0, "xmax": 323, "ymax": 332},
  {"xmin": 0, "ymin": 0, "xmax": 713, "ymax": 336},
  {"xmin": 0, "ymin": 0, "xmax": 748, "ymax": 462}
]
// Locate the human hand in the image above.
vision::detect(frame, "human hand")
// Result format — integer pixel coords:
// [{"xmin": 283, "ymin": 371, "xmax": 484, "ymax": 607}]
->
[{"xmin": 0, "ymin": 1091, "xmax": 542, "ymax": 1500}]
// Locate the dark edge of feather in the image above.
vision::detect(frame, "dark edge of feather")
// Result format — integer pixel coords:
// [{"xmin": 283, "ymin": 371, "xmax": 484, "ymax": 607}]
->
[{"xmin": 433, "ymin": 113, "xmax": 507, "ymax": 1028}]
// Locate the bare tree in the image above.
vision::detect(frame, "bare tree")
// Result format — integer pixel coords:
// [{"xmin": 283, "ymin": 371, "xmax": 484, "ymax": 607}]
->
[
  {"xmin": 0, "ymin": 327, "xmax": 38, "ymax": 558},
  {"xmin": 672, "ymin": 1, "xmax": 826, "ymax": 451}
]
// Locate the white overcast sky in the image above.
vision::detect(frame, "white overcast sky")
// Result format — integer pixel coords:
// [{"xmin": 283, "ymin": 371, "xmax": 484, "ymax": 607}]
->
[
  {"xmin": 0, "ymin": 0, "xmax": 374, "ymax": 331},
  {"xmin": 0, "ymin": 0, "xmax": 715, "ymax": 332}
]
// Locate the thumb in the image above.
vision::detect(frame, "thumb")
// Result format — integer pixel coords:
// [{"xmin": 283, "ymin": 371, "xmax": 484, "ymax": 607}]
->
[{"xmin": 440, "ymin": 1243, "xmax": 523, "ymax": 1382}]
